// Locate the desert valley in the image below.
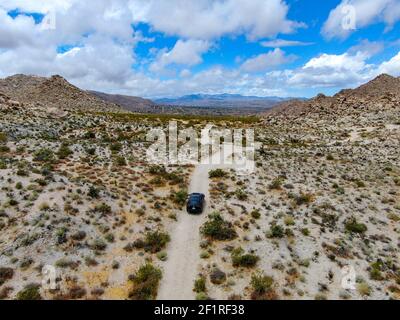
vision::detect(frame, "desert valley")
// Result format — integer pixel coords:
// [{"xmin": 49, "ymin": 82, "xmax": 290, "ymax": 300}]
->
[{"xmin": 0, "ymin": 73, "xmax": 399, "ymax": 300}]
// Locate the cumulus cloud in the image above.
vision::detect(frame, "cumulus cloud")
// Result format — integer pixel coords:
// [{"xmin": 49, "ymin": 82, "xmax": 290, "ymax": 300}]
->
[
  {"xmin": 322, "ymin": 0, "xmax": 400, "ymax": 39},
  {"xmin": 0, "ymin": 1, "xmax": 399, "ymax": 99},
  {"xmin": 150, "ymin": 40, "xmax": 210, "ymax": 73},
  {"xmin": 129, "ymin": 0, "xmax": 303, "ymax": 40},
  {"xmin": 287, "ymin": 51, "xmax": 375, "ymax": 88},
  {"xmin": 378, "ymin": 52, "xmax": 400, "ymax": 76},
  {"xmin": 241, "ymin": 48, "xmax": 296, "ymax": 73}
]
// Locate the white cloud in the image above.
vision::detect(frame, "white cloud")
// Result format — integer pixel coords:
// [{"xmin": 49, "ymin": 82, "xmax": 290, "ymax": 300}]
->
[
  {"xmin": 241, "ymin": 48, "xmax": 296, "ymax": 73},
  {"xmin": 0, "ymin": 8, "xmax": 39, "ymax": 49},
  {"xmin": 150, "ymin": 40, "xmax": 210, "ymax": 72},
  {"xmin": 261, "ymin": 39, "xmax": 313, "ymax": 48},
  {"xmin": 129, "ymin": 0, "xmax": 303, "ymax": 40},
  {"xmin": 378, "ymin": 52, "xmax": 400, "ymax": 76},
  {"xmin": 322, "ymin": 0, "xmax": 400, "ymax": 39},
  {"xmin": 287, "ymin": 51, "xmax": 375, "ymax": 88}
]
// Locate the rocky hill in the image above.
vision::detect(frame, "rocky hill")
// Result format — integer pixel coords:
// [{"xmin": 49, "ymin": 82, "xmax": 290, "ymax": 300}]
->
[
  {"xmin": 266, "ymin": 74, "xmax": 400, "ymax": 120},
  {"xmin": 89, "ymin": 91, "xmax": 160, "ymax": 113},
  {"xmin": 0, "ymin": 74, "xmax": 122, "ymax": 113}
]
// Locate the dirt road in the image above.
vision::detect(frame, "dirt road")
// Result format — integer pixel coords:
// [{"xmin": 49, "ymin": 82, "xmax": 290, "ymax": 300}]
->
[
  {"xmin": 157, "ymin": 144, "xmax": 254, "ymax": 300},
  {"xmin": 157, "ymin": 162, "xmax": 210, "ymax": 300}
]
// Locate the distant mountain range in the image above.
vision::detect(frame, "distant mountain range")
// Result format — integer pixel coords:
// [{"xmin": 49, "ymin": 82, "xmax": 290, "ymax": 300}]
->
[{"xmin": 154, "ymin": 94, "xmax": 304, "ymax": 108}]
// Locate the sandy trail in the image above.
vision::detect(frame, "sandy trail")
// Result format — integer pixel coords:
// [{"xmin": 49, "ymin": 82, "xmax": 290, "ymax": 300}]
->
[
  {"xmin": 157, "ymin": 144, "xmax": 255, "ymax": 300},
  {"xmin": 157, "ymin": 162, "xmax": 210, "ymax": 300}
]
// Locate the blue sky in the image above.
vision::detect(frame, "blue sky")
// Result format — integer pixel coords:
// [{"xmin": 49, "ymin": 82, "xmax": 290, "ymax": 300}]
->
[{"xmin": 0, "ymin": 0, "xmax": 399, "ymax": 98}]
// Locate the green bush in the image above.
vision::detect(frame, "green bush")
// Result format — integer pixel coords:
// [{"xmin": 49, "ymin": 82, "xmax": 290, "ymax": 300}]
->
[
  {"xmin": 193, "ymin": 276, "xmax": 207, "ymax": 293},
  {"xmin": 170, "ymin": 190, "xmax": 188, "ymax": 206},
  {"xmin": 369, "ymin": 261, "xmax": 384, "ymax": 281},
  {"xmin": 33, "ymin": 148, "xmax": 54, "ymax": 162},
  {"xmin": 268, "ymin": 178, "xmax": 283, "ymax": 190},
  {"xmin": 0, "ymin": 267, "xmax": 14, "ymax": 285},
  {"xmin": 88, "ymin": 186, "xmax": 100, "ymax": 199},
  {"xmin": 94, "ymin": 203, "xmax": 112, "ymax": 215},
  {"xmin": 201, "ymin": 213, "xmax": 237, "ymax": 241},
  {"xmin": 345, "ymin": 217, "xmax": 367, "ymax": 234},
  {"xmin": 0, "ymin": 132, "xmax": 7, "ymax": 143},
  {"xmin": 209, "ymin": 169, "xmax": 227, "ymax": 178},
  {"xmin": 110, "ymin": 142, "xmax": 122, "ymax": 152},
  {"xmin": 129, "ymin": 264, "xmax": 162, "ymax": 300},
  {"xmin": 267, "ymin": 224, "xmax": 285, "ymax": 238},
  {"xmin": 115, "ymin": 155, "xmax": 126, "ymax": 166},
  {"xmin": 294, "ymin": 192, "xmax": 314, "ymax": 205},
  {"xmin": 0, "ymin": 145, "xmax": 10, "ymax": 153},
  {"xmin": 16, "ymin": 283, "xmax": 41, "ymax": 300},
  {"xmin": 57, "ymin": 143, "xmax": 73, "ymax": 159},
  {"xmin": 251, "ymin": 273, "xmax": 274, "ymax": 294},
  {"xmin": 231, "ymin": 248, "xmax": 259, "ymax": 268},
  {"xmin": 251, "ymin": 210, "xmax": 261, "ymax": 219},
  {"xmin": 143, "ymin": 231, "xmax": 170, "ymax": 253}
]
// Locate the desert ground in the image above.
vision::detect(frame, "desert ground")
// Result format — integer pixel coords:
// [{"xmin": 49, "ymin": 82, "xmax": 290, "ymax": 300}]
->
[{"xmin": 0, "ymin": 74, "xmax": 399, "ymax": 300}]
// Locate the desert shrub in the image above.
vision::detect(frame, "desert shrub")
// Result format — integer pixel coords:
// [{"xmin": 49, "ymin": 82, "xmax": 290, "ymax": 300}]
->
[
  {"xmin": 149, "ymin": 165, "xmax": 167, "ymax": 175},
  {"xmin": 0, "ymin": 145, "xmax": 10, "ymax": 153},
  {"xmin": 57, "ymin": 143, "xmax": 73, "ymax": 159},
  {"xmin": 68, "ymin": 286, "xmax": 86, "ymax": 299},
  {"xmin": 88, "ymin": 186, "xmax": 100, "ymax": 199},
  {"xmin": 55, "ymin": 259, "xmax": 78, "ymax": 269},
  {"xmin": 115, "ymin": 156, "xmax": 126, "ymax": 166},
  {"xmin": 294, "ymin": 192, "xmax": 314, "ymax": 205},
  {"xmin": 326, "ymin": 154, "xmax": 335, "ymax": 161},
  {"xmin": 16, "ymin": 283, "xmax": 41, "ymax": 300},
  {"xmin": 156, "ymin": 251, "xmax": 168, "ymax": 261},
  {"xmin": 110, "ymin": 142, "xmax": 122, "ymax": 152},
  {"xmin": 301, "ymin": 228, "xmax": 310, "ymax": 236},
  {"xmin": 90, "ymin": 238, "xmax": 107, "ymax": 251},
  {"xmin": 83, "ymin": 131, "xmax": 96, "ymax": 139},
  {"xmin": 235, "ymin": 189, "xmax": 248, "ymax": 201},
  {"xmin": 0, "ymin": 267, "xmax": 14, "ymax": 285},
  {"xmin": 94, "ymin": 203, "xmax": 112, "ymax": 215},
  {"xmin": 165, "ymin": 172, "xmax": 184, "ymax": 184},
  {"xmin": 0, "ymin": 132, "xmax": 7, "ymax": 143},
  {"xmin": 370, "ymin": 261, "xmax": 385, "ymax": 281},
  {"xmin": 345, "ymin": 217, "xmax": 367, "ymax": 234},
  {"xmin": 0, "ymin": 159, "xmax": 6, "ymax": 169},
  {"xmin": 201, "ymin": 213, "xmax": 237, "ymax": 241},
  {"xmin": 193, "ymin": 276, "xmax": 207, "ymax": 293},
  {"xmin": 231, "ymin": 248, "xmax": 259, "ymax": 268},
  {"xmin": 250, "ymin": 273, "xmax": 276, "ymax": 300},
  {"xmin": 251, "ymin": 209, "xmax": 261, "ymax": 219},
  {"xmin": 33, "ymin": 148, "xmax": 54, "ymax": 162},
  {"xmin": 284, "ymin": 216, "xmax": 295, "ymax": 226},
  {"xmin": 357, "ymin": 282, "xmax": 371, "ymax": 296},
  {"xmin": 129, "ymin": 264, "xmax": 162, "ymax": 300},
  {"xmin": 170, "ymin": 190, "xmax": 188, "ymax": 206},
  {"xmin": 71, "ymin": 231, "xmax": 86, "ymax": 241},
  {"xmin": 196, "ymin": 292, "xmax": 209, "ymax": 300},
  {"xmin": 86, "ymin": 147, "xmax": 96, "ymax": 155},
  {"xmin": 209, "ymin": 169, "xmax": 227, "ymax": 178},
  {"xmin": 268, "ymin": 178, "xmax": 283, "ymax": 190},
  {"xmin": 56, "ymin": 227, "xmax": 68, "ymax": 244},
  {"xmin": 143, "ymin": 231, "xmax": 170, "ymax": 253},
  {"xmin": 267, "ymin": 224, "xmax": 285, "ymax": 238}
]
